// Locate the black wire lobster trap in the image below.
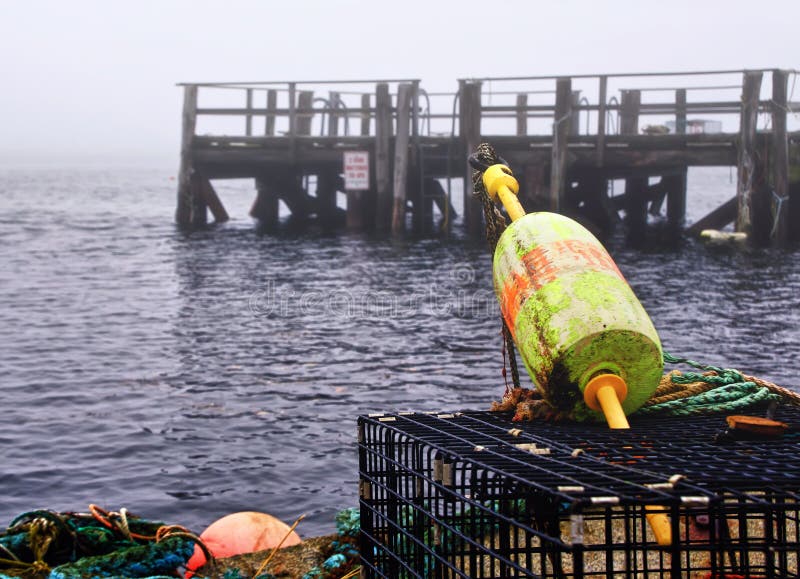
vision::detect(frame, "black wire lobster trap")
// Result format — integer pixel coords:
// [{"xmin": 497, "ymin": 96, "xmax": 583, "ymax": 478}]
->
[{"xmin": 358, "ymin": 408, "xmax": 800, "ymax": 578}]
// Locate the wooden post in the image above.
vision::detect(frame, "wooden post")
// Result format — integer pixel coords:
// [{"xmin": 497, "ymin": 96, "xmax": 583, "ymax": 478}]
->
[
  {"xmin": 176, "ymin": 84, "xmax": 197, "ymax": 226},
  {"xmin": 570, "ymin": 90, "xmax": 582, "ymax": 137},
  {"xmin": 360, "ymin": 93, "xmax": 371, "ymax": 136},
  {"xmin": 771, "ymin": 69, "xmax": 789, "ymax": 245},
  {"xmin": 460, "ymin": 80, "xmax": 483, "ymax": 236},
  {"xmin": 297, "ymin": 90, "xmax": 314, "ymax": 135},
  {"xmin": 516, "ymin": 93, "xmax": 527, "ymax": 135},
  {"xmin": 328, "ymin": 91, "xmax": 340, "ymax": 137},
  {"xmin": 620, "ymin": 89, "xmax": 647, "ymax": 243},
  {"xmin": 391, "ymin": 83, "xmax": 412, "ymax": 236},
  {"xmin": 317, "ymin": 170, "xmax": 339, "ymax": 225},
  {"xmin": 265, "ymin": 89, "xmax": 277, "ymax": 136},
  {"xmin": 675, "ymin": 89, "xmax": 687, "ymax": 134},
  {"xmin": 288, "ymin": 83, "xmax": 297, "ymax": 161},
  {"xmin": 252, "ymin": 176, "xmax": 280, "ymax": 229},
  {"xmin": 374, "ymin": 83, "xmax": 392, "ymax": 231},
  {"xmin": 596, "ymin": 75, "xmax": 607, "ymax": 167},
  {"xmin": 550, "ymin": 77, "xmax": 572, "ymax": 212},
  {"xmin": 619, "ymin": 89, "xmax": 641, "ymax": 135},
  {"xmin": 736, "ymin": 71, "xmax": 763, "ymax": 237},
  {"xmin": 190, "ymin": 176, "xmax": 207, "ymax": 226},
  {"xmin": 666, "ymin": 170, "xmax": 687, "ymax": 232},
  {"xmin": 245, "ymin": 88, "xmax": 253, "ymax": 136},
  {"xmin": 669, "ymin": 90, "xmax": 688, "ymax": 233}
]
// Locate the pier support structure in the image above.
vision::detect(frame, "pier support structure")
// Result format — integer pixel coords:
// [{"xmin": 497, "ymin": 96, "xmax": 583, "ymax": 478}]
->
[{"xmin": 175, "ymin": 70, "xmax": 798, "ymax": 244}]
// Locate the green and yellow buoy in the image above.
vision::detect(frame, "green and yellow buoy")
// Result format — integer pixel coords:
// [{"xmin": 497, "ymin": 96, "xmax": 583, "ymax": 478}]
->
[{"xmin": 485, "ymin": 164, "xmax": 663, "ymax": 429}]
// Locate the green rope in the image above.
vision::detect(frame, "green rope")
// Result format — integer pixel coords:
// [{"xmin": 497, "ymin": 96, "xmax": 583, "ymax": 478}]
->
[{"xmin": 639, "ymin": 352, "xmax": 782, "ymax": 416}]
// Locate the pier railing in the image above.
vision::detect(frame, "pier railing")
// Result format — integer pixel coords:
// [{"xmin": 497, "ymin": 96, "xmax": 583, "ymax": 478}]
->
[{"xmin": 179, "ymin": 69, "xmax": 798, "ymax": 141}]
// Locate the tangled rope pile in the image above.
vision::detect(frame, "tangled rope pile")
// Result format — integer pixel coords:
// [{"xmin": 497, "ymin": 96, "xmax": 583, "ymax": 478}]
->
[
  {"xmin": 492, "ymin": 351, "xmax": 800, "ymax": 422},
  {"xmin": 0, "ymin": 505, "xmax": 200, "ymax": 579}
]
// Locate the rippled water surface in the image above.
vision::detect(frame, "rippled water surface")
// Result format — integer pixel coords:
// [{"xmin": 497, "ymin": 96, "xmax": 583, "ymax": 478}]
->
[{"xmin": 0, "ymin": 166, "xmax": 798, "ymax": 536}]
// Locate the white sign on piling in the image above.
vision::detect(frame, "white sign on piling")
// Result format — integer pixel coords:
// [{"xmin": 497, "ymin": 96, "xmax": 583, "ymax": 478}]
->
[{"xmin": 343, "ymin": 151, "xmax": 370, "ymax": 191}]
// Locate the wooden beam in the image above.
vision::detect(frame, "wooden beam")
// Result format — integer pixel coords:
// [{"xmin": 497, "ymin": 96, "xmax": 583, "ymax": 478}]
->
[
  {"xmin": 391, "ymin": 83, "xmax": 412, "ymax": 235},
  {"xmin": 550, "ymin": 78, "xmax": 572, "ymax": 212},
  {"xmin": 771, "ymin": 69, "xmax": 789, "ymax": 245},
  {"xmin": 374, "ymin": 83, "xmax": 392, "ymax": 230},
  {"xmin": 687, "ymin": 196, "xmax": 737, "ymax": 235},
  {"xmin": 197, "ymin": 175, "xmax": 229, "ymax": 222},
  {"xmin": 736, "ymin": 71, "xmax": 763, "ymax": 237},
  {"xmin": 176, "ymin": 84, "xmax": 198, "ymax": 226}
]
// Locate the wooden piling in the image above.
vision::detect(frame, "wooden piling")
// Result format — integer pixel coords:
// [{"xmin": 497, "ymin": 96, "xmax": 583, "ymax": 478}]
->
[
  {"xmin": 550, "ymin": 78, "xmax": 572, "ymax": 212},
  {"xmin": 771, "ymin": 69, "xmax": 789, "ymax": 245},
  {"xmin": 596, "ymin": 75, "xmax": 607, "ymax": 167},
  {"xmin": 570, "ymin": 90, "xmax": 581, "ymax": 137},
  {"xmin": 190, "ymin": 176, "xmax": 207, "ymax": 226},
  {"xmin": 665, "ymin": 171, "xmax": 687, "ymax": 231},
  {"xmin": 620, "ymin": 89, "xmax": 647, "ymax": 243},
  {"xmin": 374, "ymin": 83, "xmax": 392, "ymax": 231},
  {"xmin": 459, "ymin": 81, "xmax": 483, "ymax": 236},
  {"xmin": 736, "ymin": 71, "xmax": 763, "ymax": 237},
  {"xmin": 328, "ymin": 91, "xmax": 340, "ymax": 137},
  {"xmin": 252, "ymin": 176, "xmax": 280, "ymax": 229},
  {"xmin": 176, "ymin": 84, "xmax": 197, "ymax": 226},
  {"xmin": 391, "ymin": 83, "xmax": 412, "ymax": 236},
  {"xmin": 297, "ymin": 91, "xmax": 314, "ymax": 136},
  {"xmin": 317, "ymin": 170, "xmax": 339, "ymax": 224}
]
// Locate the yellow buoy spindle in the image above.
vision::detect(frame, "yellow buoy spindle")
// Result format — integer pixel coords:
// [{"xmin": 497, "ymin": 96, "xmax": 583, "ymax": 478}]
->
[
  {"xmin": 481, "ymin": 164, "xmax": 526, "ymax": 222},
  {"xmin": 583, "ymin": 374, "xmax": 630, "ymax": 429}
]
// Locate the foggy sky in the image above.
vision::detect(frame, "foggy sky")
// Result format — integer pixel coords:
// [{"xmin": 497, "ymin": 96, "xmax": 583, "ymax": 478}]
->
[{"xmin": 0, "ymin": 0, "xmax": 796, "ymax": 166}]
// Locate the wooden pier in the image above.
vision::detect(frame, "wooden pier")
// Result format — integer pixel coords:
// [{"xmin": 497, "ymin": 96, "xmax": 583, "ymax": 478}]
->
[{"xmin": 176, "ymin": 69, "xmax": 800, "ymax": 245}]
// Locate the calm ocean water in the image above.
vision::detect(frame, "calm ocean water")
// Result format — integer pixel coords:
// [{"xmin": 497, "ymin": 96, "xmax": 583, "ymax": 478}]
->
[{"xmin": 0, "ymin": 165, "xmax": 798, "ymax": 537}]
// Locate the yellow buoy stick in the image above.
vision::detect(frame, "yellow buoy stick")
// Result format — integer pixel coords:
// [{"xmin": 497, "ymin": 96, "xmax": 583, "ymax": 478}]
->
[
  {"xmin": 482, "ymin": 164, "xmax": 526, "ymax": 222},
  {"xmin": 645, "ymin": 506, "xmax": 673, "ymax": 546}
]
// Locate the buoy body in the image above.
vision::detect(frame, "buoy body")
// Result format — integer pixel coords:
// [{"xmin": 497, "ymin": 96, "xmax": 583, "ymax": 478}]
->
[
  {"xmin": 185, "ymin": 511, "xmax": 302, "ymax": 576},
  {"xmin": 493, "ymin": 212, "xmax": 663, "ymax": 420}
]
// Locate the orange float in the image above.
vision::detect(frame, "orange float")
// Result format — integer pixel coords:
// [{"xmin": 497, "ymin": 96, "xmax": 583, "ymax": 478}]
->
[{"xmin": 185, "ymin": 511, "xmax": 302, "ymax": 577}]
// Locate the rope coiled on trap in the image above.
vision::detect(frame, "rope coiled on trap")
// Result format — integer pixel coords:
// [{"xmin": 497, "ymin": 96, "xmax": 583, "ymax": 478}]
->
[{"xmin": 492, "ymin": 352, "xmax": 800, "ymax": 422}]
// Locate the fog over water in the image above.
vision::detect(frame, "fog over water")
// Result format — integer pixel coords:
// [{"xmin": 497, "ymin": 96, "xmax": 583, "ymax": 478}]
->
[{"xmin": 1, "ymin": 0, "xmax": 797, "ymax": 165}]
